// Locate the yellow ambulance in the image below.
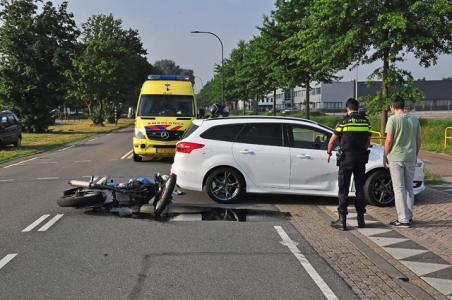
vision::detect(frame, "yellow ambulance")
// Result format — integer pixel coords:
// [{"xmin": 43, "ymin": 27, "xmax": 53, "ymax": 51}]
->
[{"xmin": 133, "ymin": 75, "xmax": 197, "ymax": 161}]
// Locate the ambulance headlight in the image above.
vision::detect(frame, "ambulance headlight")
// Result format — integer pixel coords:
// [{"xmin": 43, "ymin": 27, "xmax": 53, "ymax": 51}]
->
[{"xmin": 135, "ymin": 129, "xmax": 146, "ymax": 139}]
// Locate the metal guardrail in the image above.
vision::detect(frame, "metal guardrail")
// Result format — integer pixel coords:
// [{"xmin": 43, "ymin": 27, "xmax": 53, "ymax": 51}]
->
[
  {"xmin": 370, "ymin": 130, "xmax": 385, "ymax": 145},
  {"xmin": 445, "ymin": 127, "xmax": 452, "ymax": 149}
]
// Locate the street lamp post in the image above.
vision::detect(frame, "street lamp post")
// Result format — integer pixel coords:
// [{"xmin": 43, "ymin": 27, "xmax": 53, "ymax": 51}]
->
[{"xmin": 190, "ymin": 30, "xmax": 224, "ymax": 105}]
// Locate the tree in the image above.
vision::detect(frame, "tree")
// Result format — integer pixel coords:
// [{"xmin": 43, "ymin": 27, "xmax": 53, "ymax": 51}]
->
[
  {"xmin": 260, "ymin": 0, "xmax": 340, "ymax": 119},
  {"xmin": 307, "ymin": 0, "xmax": 452, "ymax": 132},
  {"xmin": 258, "ymin": 19, "xmax": 285, "ymax": 115},
  {"xmin": 200, "ymin": 40, "xmax": 252, "ymax": 113},
  {"xmin": 0, "ymin": 0, "xmax": 79, "ymax": 132},
  {"xmin": 68, "ymin": 14, "xmax": 151, "ymax": 124},
  {"xmin": 197, "ymin": 77, "xmax": 221, "ymax": 108},
  {"xmin": 226, "ymin": 40, "xmax": 252, "ymax": 113},
  {"xmin": 153, "ymin": 59, "xmax": 194, "ymax": 77}
]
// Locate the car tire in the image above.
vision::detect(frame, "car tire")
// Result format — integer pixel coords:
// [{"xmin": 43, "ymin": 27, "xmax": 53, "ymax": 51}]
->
[
  {"xmin": 13, "ymin": 136, "xmax": 21, "ymax": 148},
  {"xmin": 154, "ymin": 174, "xmax": 177, "ymax": 217},
  {"xmin": 57, "ymin": 190, "xmax": 105, "ymax": 208},
  {"xmin": 205, "ymin": 167, "xmax": 245, "ymax": 203},
  {"xmin": 133, "ymin": 152, "xmax": 142, "ymax": 162},
  {"xmin": 364, "ymin": 169, "xmax": 394, "ymax": 206}
]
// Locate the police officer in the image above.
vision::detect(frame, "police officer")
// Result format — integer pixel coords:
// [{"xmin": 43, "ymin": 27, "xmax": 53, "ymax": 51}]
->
[{"xmin": 327, "ymin": 98, "xmax": 371, "ymax": 230}]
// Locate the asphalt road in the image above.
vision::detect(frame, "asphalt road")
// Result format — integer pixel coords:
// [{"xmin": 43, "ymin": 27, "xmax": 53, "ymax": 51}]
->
[{"xmin": 0, "ymin": 127, "xmax": 357, "ymax": 299}]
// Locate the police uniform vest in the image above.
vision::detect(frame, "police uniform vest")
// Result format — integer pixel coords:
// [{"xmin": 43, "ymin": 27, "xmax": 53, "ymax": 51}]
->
[{"xmin": 334, "ymin": 112, "xmax": 371, "ymax": 153}]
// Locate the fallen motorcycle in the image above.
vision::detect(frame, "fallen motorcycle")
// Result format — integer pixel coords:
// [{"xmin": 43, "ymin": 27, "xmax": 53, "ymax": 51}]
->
[{"xmin": 57, "ymin": 173, "xmax": 177, "ymax": 218}]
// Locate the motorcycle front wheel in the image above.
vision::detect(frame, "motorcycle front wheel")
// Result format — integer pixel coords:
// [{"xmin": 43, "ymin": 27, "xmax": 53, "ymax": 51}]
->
[{"xmin": 154, "ymin": 174, "xmax": 177, "ymax": 217}]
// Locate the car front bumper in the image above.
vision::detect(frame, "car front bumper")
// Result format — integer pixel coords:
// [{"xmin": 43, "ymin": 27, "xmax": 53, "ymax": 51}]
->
[{"xmin": 133, "ymin": 137, "xmax": 176, "ymax": 157}]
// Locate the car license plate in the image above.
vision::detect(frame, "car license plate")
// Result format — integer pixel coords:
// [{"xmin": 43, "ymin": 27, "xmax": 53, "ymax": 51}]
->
[{"xmin": 156, "ymin": 148, "xmax": 175, "ymax": 154}]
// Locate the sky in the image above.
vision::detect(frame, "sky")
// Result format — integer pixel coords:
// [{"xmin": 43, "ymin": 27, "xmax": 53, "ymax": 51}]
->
[{"xmin": 54, "ymin": 0, "xmax": 452, "ymax": 91}]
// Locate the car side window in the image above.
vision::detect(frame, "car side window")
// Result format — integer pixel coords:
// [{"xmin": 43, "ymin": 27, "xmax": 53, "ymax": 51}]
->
[
  {"xmin": 1, "ymin": 115, "xmax": 7, "ymax": 126},
  {"xmin": 200, "ymin": 124, "xmax": 244, "ymax": 142},
  {"xmin": 288, "ymin": 125, "xmax": 330, "ymax": 150},
  {"xmin": 236, "ymin": 123, "xmax": 283, "ymax": 146},
  {"xmin": 182, "ymin": 124, "xmax": 199, "ymax": 139},
  {"xmin": 7, "ymin": 114, "xmax": 16, "ymax": 124}
]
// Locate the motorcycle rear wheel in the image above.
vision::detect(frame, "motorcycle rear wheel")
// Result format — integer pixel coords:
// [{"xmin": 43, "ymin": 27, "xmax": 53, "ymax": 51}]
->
[
  {"xmin": 154, "ymin": 174, "xmax": 177, "ymax": 217},
  {"xmin": 57, "ymin": 190, "xmax": 105, "ymax": 207}
]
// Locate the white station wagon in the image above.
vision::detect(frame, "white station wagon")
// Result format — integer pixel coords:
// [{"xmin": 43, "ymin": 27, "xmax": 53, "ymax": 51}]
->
[{"xmin": 171, "ymin": 116, "xmax": 425, "ymax": 206}]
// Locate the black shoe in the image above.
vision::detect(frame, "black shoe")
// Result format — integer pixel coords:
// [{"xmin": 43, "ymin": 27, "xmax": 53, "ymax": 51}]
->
[
  {"xmin": 331, "ymin": 214, "xmax": 347, "ymax": 231},
  {"xmin": 390, "ymin": 220, "xmax": 411, "ymax": 228},
  {"xmin": 357, "ymin": 214, "xmax": 365, "ymax": 228}
]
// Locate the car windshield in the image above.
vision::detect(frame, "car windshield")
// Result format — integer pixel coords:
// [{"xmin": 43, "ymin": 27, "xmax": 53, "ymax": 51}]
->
[{"xmin": 138, "ymin": 94, "xmax": 194, "ymax": 117}]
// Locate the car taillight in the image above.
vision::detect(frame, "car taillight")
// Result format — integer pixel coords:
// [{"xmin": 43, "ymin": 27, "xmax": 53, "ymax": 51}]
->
[{"xmin": 176, "ymin": 142, "xmax": 205, "ymax": 154}]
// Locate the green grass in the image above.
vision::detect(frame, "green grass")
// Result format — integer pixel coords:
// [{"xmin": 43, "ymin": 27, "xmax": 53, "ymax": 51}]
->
[
  {"xmin": 424, "ymin": 170, "xmax": 444, "ymax": 185},
  {"xmin": 418, "ymin": 119, "xmax": 452, "ymax": 155},
  {"xmin": 0, "ymin": 119, "xmax": 134, "ymax": 164}
]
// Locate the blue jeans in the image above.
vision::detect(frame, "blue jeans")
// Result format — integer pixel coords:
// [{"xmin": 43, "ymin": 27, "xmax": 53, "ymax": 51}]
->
[{"xmin": 389, "ymin": 161, "xmax": 416, "ymax": 223}]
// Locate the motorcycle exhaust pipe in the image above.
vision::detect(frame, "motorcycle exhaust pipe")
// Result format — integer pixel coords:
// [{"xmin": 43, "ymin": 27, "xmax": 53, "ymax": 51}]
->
[{"xmin": 68, "ymin": 180, "xmax": 91, "ymax": 187}]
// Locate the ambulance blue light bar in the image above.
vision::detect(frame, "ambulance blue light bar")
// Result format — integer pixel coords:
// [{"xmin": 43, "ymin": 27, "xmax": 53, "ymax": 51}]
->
[{"xmin": 147, "ymin": 74, "xmax": 192, "ymax": 81}]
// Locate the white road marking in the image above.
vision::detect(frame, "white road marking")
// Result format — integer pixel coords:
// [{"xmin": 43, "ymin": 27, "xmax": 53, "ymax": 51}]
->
[
  {"xmin": 74, "ymin": 160, "xmax": 92, "ymax": 163},
  {"xmin": 88, "ymin": 138, "xmax": 97, "ymax": 142},
  {"xmin": 3, "ymin": 157, "xmax": 37, "ymax": 169},
  {"xmin": 121, "ymin": 149, "xmax": 133, "ymax": 159},
  {"xmin": 36, "ymin": 177, "xmax": 60, "ymax": 181},
  {"xmin": 274, "ymin": 226, "xmax": 338, "ymax": 300},
  {"xmin": 0, "ymin": 254, "xmax": 17, "ymax": 271},
  {"xmin": 0, "ymin": 179, "xmax": 15, "ymax": 183},
  {"xmin": 38, "ymin": 214, "xmax": 64, "ymax": 232},
  {"xmin": 58, "ymin": 145, "xmax": 74, "ymax": 152},
  {"xmin": 126, "ymin": 152, "xmax": 133, "ymax": 159},
  {"xmin": 22, "ymin": 214, "xmax": 50, "ymax": 232},
  {"xmin": 383, "ymin": 247, "xmax": 428, "ymax": 260}
]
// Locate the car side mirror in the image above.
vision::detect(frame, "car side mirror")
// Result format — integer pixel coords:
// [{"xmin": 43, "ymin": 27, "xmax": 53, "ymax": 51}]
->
[{"xmin": 197, "ymin": 108, "xmax": 205, "ymax": 119}]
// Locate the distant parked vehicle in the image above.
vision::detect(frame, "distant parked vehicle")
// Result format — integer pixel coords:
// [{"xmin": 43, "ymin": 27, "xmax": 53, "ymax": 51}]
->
[
  {"xmin": 0, "ymin": 111, "xmax": 21, "ymax": 148},
  {"xmin": 281, "ymin": 108, "xmax": 298, "ymax": 113}
]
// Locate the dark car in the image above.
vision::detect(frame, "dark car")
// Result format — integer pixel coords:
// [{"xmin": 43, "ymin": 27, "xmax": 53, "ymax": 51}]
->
[{"xmin": 0, "ymin": 111, "xmax": 22, "ymax": 148}]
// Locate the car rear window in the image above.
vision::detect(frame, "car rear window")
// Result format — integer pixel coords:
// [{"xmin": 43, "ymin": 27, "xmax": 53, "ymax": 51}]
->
[
  {"xmin": 236, "ymin": 123, "xmax": 283, "ymax": 146},
  {"xmin": 182, "ymin": 124, "xmax": 199, "ymax": 139},
  {"xmin": 200, "ymin": 124, "xmax": 244, "ymax": 142}
]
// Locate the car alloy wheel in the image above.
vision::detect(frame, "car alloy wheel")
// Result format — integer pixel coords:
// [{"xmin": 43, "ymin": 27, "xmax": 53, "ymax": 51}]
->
[
  {"xmin": 364, "ymin": 169, "xmax": 394, "ymax": 206},
  {"xmin": 205, "ymin": 167, "xmax": 244, "ymax": 203}
]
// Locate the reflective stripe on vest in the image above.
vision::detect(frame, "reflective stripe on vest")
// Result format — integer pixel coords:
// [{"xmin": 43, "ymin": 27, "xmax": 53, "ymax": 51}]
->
[{"xmin": 336, "ymin": 123, "xmax": 371, "ymax": 133}]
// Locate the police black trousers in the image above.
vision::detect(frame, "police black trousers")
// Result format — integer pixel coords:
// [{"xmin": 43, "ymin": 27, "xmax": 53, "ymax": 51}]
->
[{"xmin": 338, "ymin": 156, "xmax": 367, "ymax": 215}]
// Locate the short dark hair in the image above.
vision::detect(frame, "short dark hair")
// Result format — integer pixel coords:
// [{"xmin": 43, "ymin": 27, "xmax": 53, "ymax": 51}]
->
[
  {"xmin": 391, "ymin": 96, "xmax": 405, "ymax": 109},
  {"xmin": 345, "ymin": 98, "xmax": 359, "ymax": 110}
]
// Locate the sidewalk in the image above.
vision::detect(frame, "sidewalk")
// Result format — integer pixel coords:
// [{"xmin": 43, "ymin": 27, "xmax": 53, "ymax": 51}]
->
[
  {"xmin": 279, "ymin": 151, "xmax": 452, "ymax": 299},
  {"xmin": 279, "ymin": 203, "xmax": 447, "ymax": 299}
]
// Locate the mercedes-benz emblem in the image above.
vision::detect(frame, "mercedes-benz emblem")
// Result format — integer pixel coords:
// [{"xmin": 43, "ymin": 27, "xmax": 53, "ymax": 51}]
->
[{"xmin": 161, "ymin": 131, "xmax": 170, "ymax": 139}]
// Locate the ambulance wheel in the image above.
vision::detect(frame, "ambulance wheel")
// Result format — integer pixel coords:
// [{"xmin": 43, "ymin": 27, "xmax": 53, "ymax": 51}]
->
[{"xmin": 133, "ymin": 152, "xmax": 142, "ymax": 162}]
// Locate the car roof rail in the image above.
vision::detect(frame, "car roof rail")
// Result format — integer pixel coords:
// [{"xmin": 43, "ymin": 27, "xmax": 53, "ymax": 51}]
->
[
  {"xmin": 203, "ymin": 115, "xmax": 334, "ymax": 132},
  {"xmin": 204, "ymin": 115, "xmax": 318, "ymax": 124}
]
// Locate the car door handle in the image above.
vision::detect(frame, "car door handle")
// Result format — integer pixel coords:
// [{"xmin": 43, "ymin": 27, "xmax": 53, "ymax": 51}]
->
[
  {"xmin": 239, "ymin": 149, "xmax": 254, "ymax": 154},
  {"xmin": 296, "ymin": 154, "xmax": 311, "ymax": 159}
]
